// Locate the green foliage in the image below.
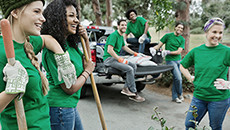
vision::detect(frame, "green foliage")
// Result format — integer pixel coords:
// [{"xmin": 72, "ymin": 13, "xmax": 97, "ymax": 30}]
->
[
  {"xmin": 149, "ymin": 107, "xmax": 175, "ymax": 130},
  {"xmin": 149, "ymin": 0, "xmax": 175, "ymax": 32},
  {"xmin": 190, "ymin": 27, "xmax": 203, "ymax": 34},
  {"xmin": 201, "ymin": 0, "xmax": 230, "ymax": 29}
]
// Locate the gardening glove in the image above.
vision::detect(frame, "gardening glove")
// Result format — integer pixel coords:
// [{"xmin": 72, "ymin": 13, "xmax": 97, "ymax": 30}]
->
[
  {"xmin": 134, "ymin": 52, "xmax": 145, "ymax": 57},
  {"xmin": 118, "ymin": 57, "xmax": 128, "ymax": 64},
  {"xmin": 149, "ymin": 47, "xmax": 156, "ymax": 56},
  {"xmin": 138, "ymin": 34, "xmax": 147, "ymax": 44},
  {"xmin": 214, "ymin": 78, "xmax": 230, "ymax": 90},
  {"xmin": 54, "ymin": 51, "xmax": 77, "ymax": 89},
  {"xmin": 162, "ymin": 50, "xmax": 171, "ymax": 57},
  {"xmin": 3, "ymin": 60, "xmax": 28, "ymax": 100}
]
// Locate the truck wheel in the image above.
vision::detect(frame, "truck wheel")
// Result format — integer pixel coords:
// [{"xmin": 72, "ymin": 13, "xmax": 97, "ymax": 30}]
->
[
  {"xmin": 98, "ymin": 36, "xmax": 107, "ymax": 44},
  {"xmin": 136, "ymin": 82, "xmax": 146, "ymax": 92},
  {"xmin": 80, "ymin": 85, "xmax": 89, "ymax": 98}
]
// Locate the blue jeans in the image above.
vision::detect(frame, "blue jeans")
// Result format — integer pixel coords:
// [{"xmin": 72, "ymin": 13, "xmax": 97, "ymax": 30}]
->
[
  {"xmin": 104, "ymin": 57, "xmax": 137, "ymax": 93},
  {"xmin": 126, "ymin": 37, "xmax": 151, "ymax": 53},
  {"xmin": 49, "ymin": 107, "xmax": 83, "ymax": 130},
  {"xmin": 185, "ymin": 97, "xmax": 230, "ymax": 130},
  {"xmin": 166, "ymin": 60, "xmax": 182, "ymax": 100}
]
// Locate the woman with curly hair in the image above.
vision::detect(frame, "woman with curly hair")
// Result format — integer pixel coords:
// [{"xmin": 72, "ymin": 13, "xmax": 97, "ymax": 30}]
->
[
  {"xmin": 0, "ymin": 0, "xmax": 75, "ymax": 129},
  {"xmin": 41, "ymin": 0, "xmax": 94, "ymax": 129}
]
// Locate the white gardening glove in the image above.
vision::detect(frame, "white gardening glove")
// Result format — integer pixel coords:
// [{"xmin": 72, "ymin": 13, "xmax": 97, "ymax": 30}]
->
[
  {"xmin": 138, "ymin": 34, "xmax": 147, "ymax": 44},
  {"xmin": 3, "ymin": 60, "xmax": 28, "ymax": 100},
  {"xmin": 54, "ymin": 51, "xmax": 77, "ymax": 89},
  {"xmin": 214, "ymin": 78, "xmax": 230, "ymax": 90},
  {"xmin": 118, "ymin": 57, "xmax": 129, "ymax": 64},
  {"xmin": 162, "ymin": 50, "xmax": 171, "ymax": 57},
  {"xmin": 149, "ymin": 47, "xmax": 156, "ymax": 56}
]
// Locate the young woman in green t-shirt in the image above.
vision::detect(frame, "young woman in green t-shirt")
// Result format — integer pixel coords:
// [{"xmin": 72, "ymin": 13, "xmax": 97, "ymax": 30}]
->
[
  {"xmin": 41, "ymin": 0, "xmax": 94, "ymax": 129},
  {"xmin": 0, "ymin": 0, "xmax": 76, "ymax": 129},
  {"xmin": 180, "ymin": 18, "xmax": 230, "ymax": 130}
]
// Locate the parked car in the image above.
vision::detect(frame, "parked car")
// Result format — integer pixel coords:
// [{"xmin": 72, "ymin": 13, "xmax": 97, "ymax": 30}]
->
[{"xmin": 79, "ymin": 26, "xmax": 174, "ymax": 98}]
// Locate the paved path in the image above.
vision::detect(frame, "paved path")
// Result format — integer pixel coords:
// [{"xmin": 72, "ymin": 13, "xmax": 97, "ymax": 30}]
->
[{"xmin": 78, "ymin": 84, "xmax": 230, "ymax": 130}]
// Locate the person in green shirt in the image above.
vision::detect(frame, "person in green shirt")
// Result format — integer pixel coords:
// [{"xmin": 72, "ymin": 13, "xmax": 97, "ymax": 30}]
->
[
  {"xmin": 0, "ymin": 0, "xmax": 75, "ymax": 129},
  {"xmin": 124, "ymin": 9, "xmax": 151, "ymax": 54},
  {"xmin": 180, "ymin": 18, "xmax": 230, "ymax": 130},
  {"xmin": 41, "ymin": 0, "xmax": 94, "ymax": 129},
  {"xmin": 149, "ymin": 22, "xmax": 185, "ymax": 103},
  {"xmin": 103, "ymin": 19, "xmax": 145, "ymax": 102}
]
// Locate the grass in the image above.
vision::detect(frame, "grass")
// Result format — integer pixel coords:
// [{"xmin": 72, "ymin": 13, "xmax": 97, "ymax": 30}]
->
[{"xmin": 149, "ymin": 27, "xmax": 230, "ymax": 50}]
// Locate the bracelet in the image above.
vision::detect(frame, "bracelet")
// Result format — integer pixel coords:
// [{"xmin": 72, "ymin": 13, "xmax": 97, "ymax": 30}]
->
[
  {"xmin": 84, "ymin": 70, "xmax": 90, "ymax": 75},
  {"xmin": 81, "ymin": 73, "xmax": 87, "ymax": 81}
]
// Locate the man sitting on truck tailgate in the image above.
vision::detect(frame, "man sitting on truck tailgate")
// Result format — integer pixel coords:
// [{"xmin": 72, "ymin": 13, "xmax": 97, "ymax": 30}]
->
[{"xmin": 103, "ymin": 19, "xmax": 145, "ymax": 102}]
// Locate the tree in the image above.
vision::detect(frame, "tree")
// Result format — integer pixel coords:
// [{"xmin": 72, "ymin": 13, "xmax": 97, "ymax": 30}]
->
[
  {"xmin": 106, "ymin": 0, "xmax": 112, "ymax": 26},
  {"xmin": 92, "ymin": 0, "xmax": 103, "ymax": 25},
  {"xmin": 176, "ymin": 0, "xmax": 191, "ymax": 55}
]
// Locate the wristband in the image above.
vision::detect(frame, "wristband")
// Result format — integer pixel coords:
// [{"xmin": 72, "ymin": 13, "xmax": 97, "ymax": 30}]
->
[
  {"xmin": 81, "ymin": 73, "xmax": 87, "ymax": 81},
  {"xmin": 85, "ymin": 70, "xmax": 90, "ymax": 75}
]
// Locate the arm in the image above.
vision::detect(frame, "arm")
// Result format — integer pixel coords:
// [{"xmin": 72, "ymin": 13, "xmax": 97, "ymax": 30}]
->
[
  {"xmin": 0, "ymin": 91, "xmax": 17, "ymax": 113},
  {"xmin": 153, "ymin": 41, "xmax": 164, "ymax": 50},
  {"xmin": 79, "ymin": 25, "xmax": 91, "ymax": 58},
  {"xmin": 169, "ymin": 47, "xmax": 183, "ymax": 55},
  {"xmin": 144, "ymin": 21, "xmax": 149, "ymax": 35},
  {"xmin": 41, "ymin": 35, "xmax": 64, "ymax": 54},
  {"xmin": 107, "ymin": 45, "xmax": 120, "ymax": 60},
  {"xmin": 180, "ymin": 65, "xmax": 193, "ymax": 83},
  {"xmin": 122, "ymin": 45, "xmax": 136, "ymax": 55},
  {"xmin": 60, "ymin": 59, "xmax": 95, "ymax": 95},
  {"xmin": 124, "ymin": 33, "xmax": 128, "ymax": 42}
]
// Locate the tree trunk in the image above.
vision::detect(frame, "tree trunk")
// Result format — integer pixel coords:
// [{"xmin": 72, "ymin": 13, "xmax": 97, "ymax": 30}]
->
[
  {"xmin": 106, "ymin": 0, "xmax": 112, "ymax": 27},
  {"xmin": 176, "ymin": 0, "xmax": 191, "ymax": 56},
  {"xmin": 77, "ymin": 0, "xmax": 81, "ymax": 21},
  {"xmin": 92, "ymin": 0, "xmax": 103, "ymax": 26}
]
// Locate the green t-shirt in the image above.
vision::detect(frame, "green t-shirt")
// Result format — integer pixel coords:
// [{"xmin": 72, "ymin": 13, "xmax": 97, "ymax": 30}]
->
[
  {"xmin": 42, "ymin": 42, "xmax": 83, "ymax": 108},
  {"xmin": 160, "ymin": 32, "xmax": 185, "ymax": 61},
  {"xmin": 103, "ymin": 30, "xmax": 125, "ymax": 61},
  {"xmin": 181, "ymin": 44, "xmax": 230, "ymax": 101},
  {"xmin": 125, "ymin": 16, "xmax": 151, "ymax": 39},
  {"xmin": 0, "ymin": 36, "xmax": 51, "ymax": 130}
]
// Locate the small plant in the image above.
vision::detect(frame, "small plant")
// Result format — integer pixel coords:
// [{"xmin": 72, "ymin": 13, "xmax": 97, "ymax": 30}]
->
[
  {"xmin": 148, "ymin": 107, "xmax": 175, "ymax": 130},
  {"xmin": 186, "ymin": 105, "xmax": 211, "ymax": 130}
]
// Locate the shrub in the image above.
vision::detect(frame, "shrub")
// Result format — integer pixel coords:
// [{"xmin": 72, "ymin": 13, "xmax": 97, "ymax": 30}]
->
[{"xmin": 190, "ymin": 27, "xmax": 204, "ymax": 34}]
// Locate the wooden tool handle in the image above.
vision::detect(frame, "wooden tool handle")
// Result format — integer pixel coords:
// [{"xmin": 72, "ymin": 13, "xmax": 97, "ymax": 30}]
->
[{"xmin": 1, "ymin": 19, "xmax": 28, "ymax": 130}]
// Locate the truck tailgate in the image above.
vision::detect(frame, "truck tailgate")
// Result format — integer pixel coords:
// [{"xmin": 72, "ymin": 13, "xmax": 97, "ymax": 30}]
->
[{"xmin": 136, "ymin": 65, "xmax": 173, "ymax": 76}]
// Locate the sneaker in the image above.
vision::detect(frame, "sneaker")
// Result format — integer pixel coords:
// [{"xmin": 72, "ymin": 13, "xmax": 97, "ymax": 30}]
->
[
  {"xmin": 173, "ymin": 98, "xmax": 182, "ymax": 103},
  {"xmin": 179, "ymin": 95, "xmax": 184, "ymax": 101},
  {"xmin": 129, "ymin": 95, "xmax": 145, "ymax": 102},
  {"xmin": 121, "ymin": 88, "xmax": 136, "ymax": 96}
]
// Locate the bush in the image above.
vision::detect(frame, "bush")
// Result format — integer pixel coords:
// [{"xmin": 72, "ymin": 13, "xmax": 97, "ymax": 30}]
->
[{"xmin": 190, "ymin": 27, "xmax": 204, "ymax": 34}]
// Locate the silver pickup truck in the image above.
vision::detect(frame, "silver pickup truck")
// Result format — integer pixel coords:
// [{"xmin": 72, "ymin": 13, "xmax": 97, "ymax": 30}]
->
[{"xmin": 79, "ymin": 26, "xmax": 173, "ymax": 98}]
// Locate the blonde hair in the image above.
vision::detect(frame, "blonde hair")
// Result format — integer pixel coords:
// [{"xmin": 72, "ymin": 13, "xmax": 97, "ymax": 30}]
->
[{"xmin": 8, "ymin": 5, "xmax": 49, "ymax": 95}]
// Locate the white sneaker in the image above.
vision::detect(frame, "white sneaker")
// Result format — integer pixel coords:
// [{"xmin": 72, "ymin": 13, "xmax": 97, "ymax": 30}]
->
[
  {"xmin": 121, "ymin": 88, "xmax": 136, "ymax": 96},
  {"xmin": 173, "ymin": 98, "xmax": 182, "ymax": 103},
  {"xmin": 179, "ymin": 95, "xmax": 184, "ymax": 101}
]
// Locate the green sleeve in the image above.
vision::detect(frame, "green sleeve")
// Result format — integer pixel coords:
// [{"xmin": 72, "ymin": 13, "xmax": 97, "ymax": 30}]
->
[
  {"xmin": 180, "ymin": 49, "xmax": 195, "ymax": 68},
  {"xmin": 106, "ymin": 33, "xmax": 117, "ymax": 47},
  {"xmin": 42, "ymin": 48, "xmax": 64, "ymax": 86},
  {"xmin": 223, "ymin": 48, "xmax": 230, "ymax": 66},
  {"xmin": 180, "ymin": 36, "xmax": 185, "ymax": 49},
  {"xmin": 29, "ymin": 36, "xmax": 43, "ymax": 55},
  {"xmin": 160, "ymin": 33, "xmax": 169, "ymax": 44},
  {"xmin": 138, "ymin": 17, "xmax": 147, "ymax": 26}
]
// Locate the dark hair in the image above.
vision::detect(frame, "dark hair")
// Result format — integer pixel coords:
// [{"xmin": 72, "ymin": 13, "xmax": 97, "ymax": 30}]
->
[
  {"xmin": 175, "ymin": 22, "xmax": 184, "ymax": 29},
  {"xmin": 125, "ymin": 9, "xmax": 137, "ymax": 20},
  {"xmin": 41, "ymin": 0, "xmax": 79, "ymax": 51},
  {"xmin": 117, "ymin": 19, "xmax": 126, "ymax": 25}
]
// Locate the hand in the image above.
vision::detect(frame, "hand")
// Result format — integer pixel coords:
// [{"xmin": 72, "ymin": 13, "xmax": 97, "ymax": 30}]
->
[
  {"xmin": 149, "ymin": 47, "xmax": 156, "ymax": 56},
  {"xmin": 162, "ymin": 50, "xmax": 171, "ymax": 57},
  {"xmin": 138, "ymin": 34, "xmax": 147, "ymax": 44},
  {"xmin": 188, "ymin": 75, "xmax": 195, "ymax": 83},
  {"xmin": 84, "ymin": 59, "xmax": 95, "ymax": 74},
  {"xmin": 118, "ymin": 57, "xmax": 128, "ymax": 64},
  {"xmin": 54, "ymin": 51, "xmax": 77, "ymax": 89},
  {"xmin": 214, "ymin": 78, "xmax": 230, "ymax": 90},
  {"xmin": 78, "ymin": 25, "xmax": 87, "ymax": 39},
  {"xmin": 3, "ymin": 60, "xmax": 28, "ymax": 99}
]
